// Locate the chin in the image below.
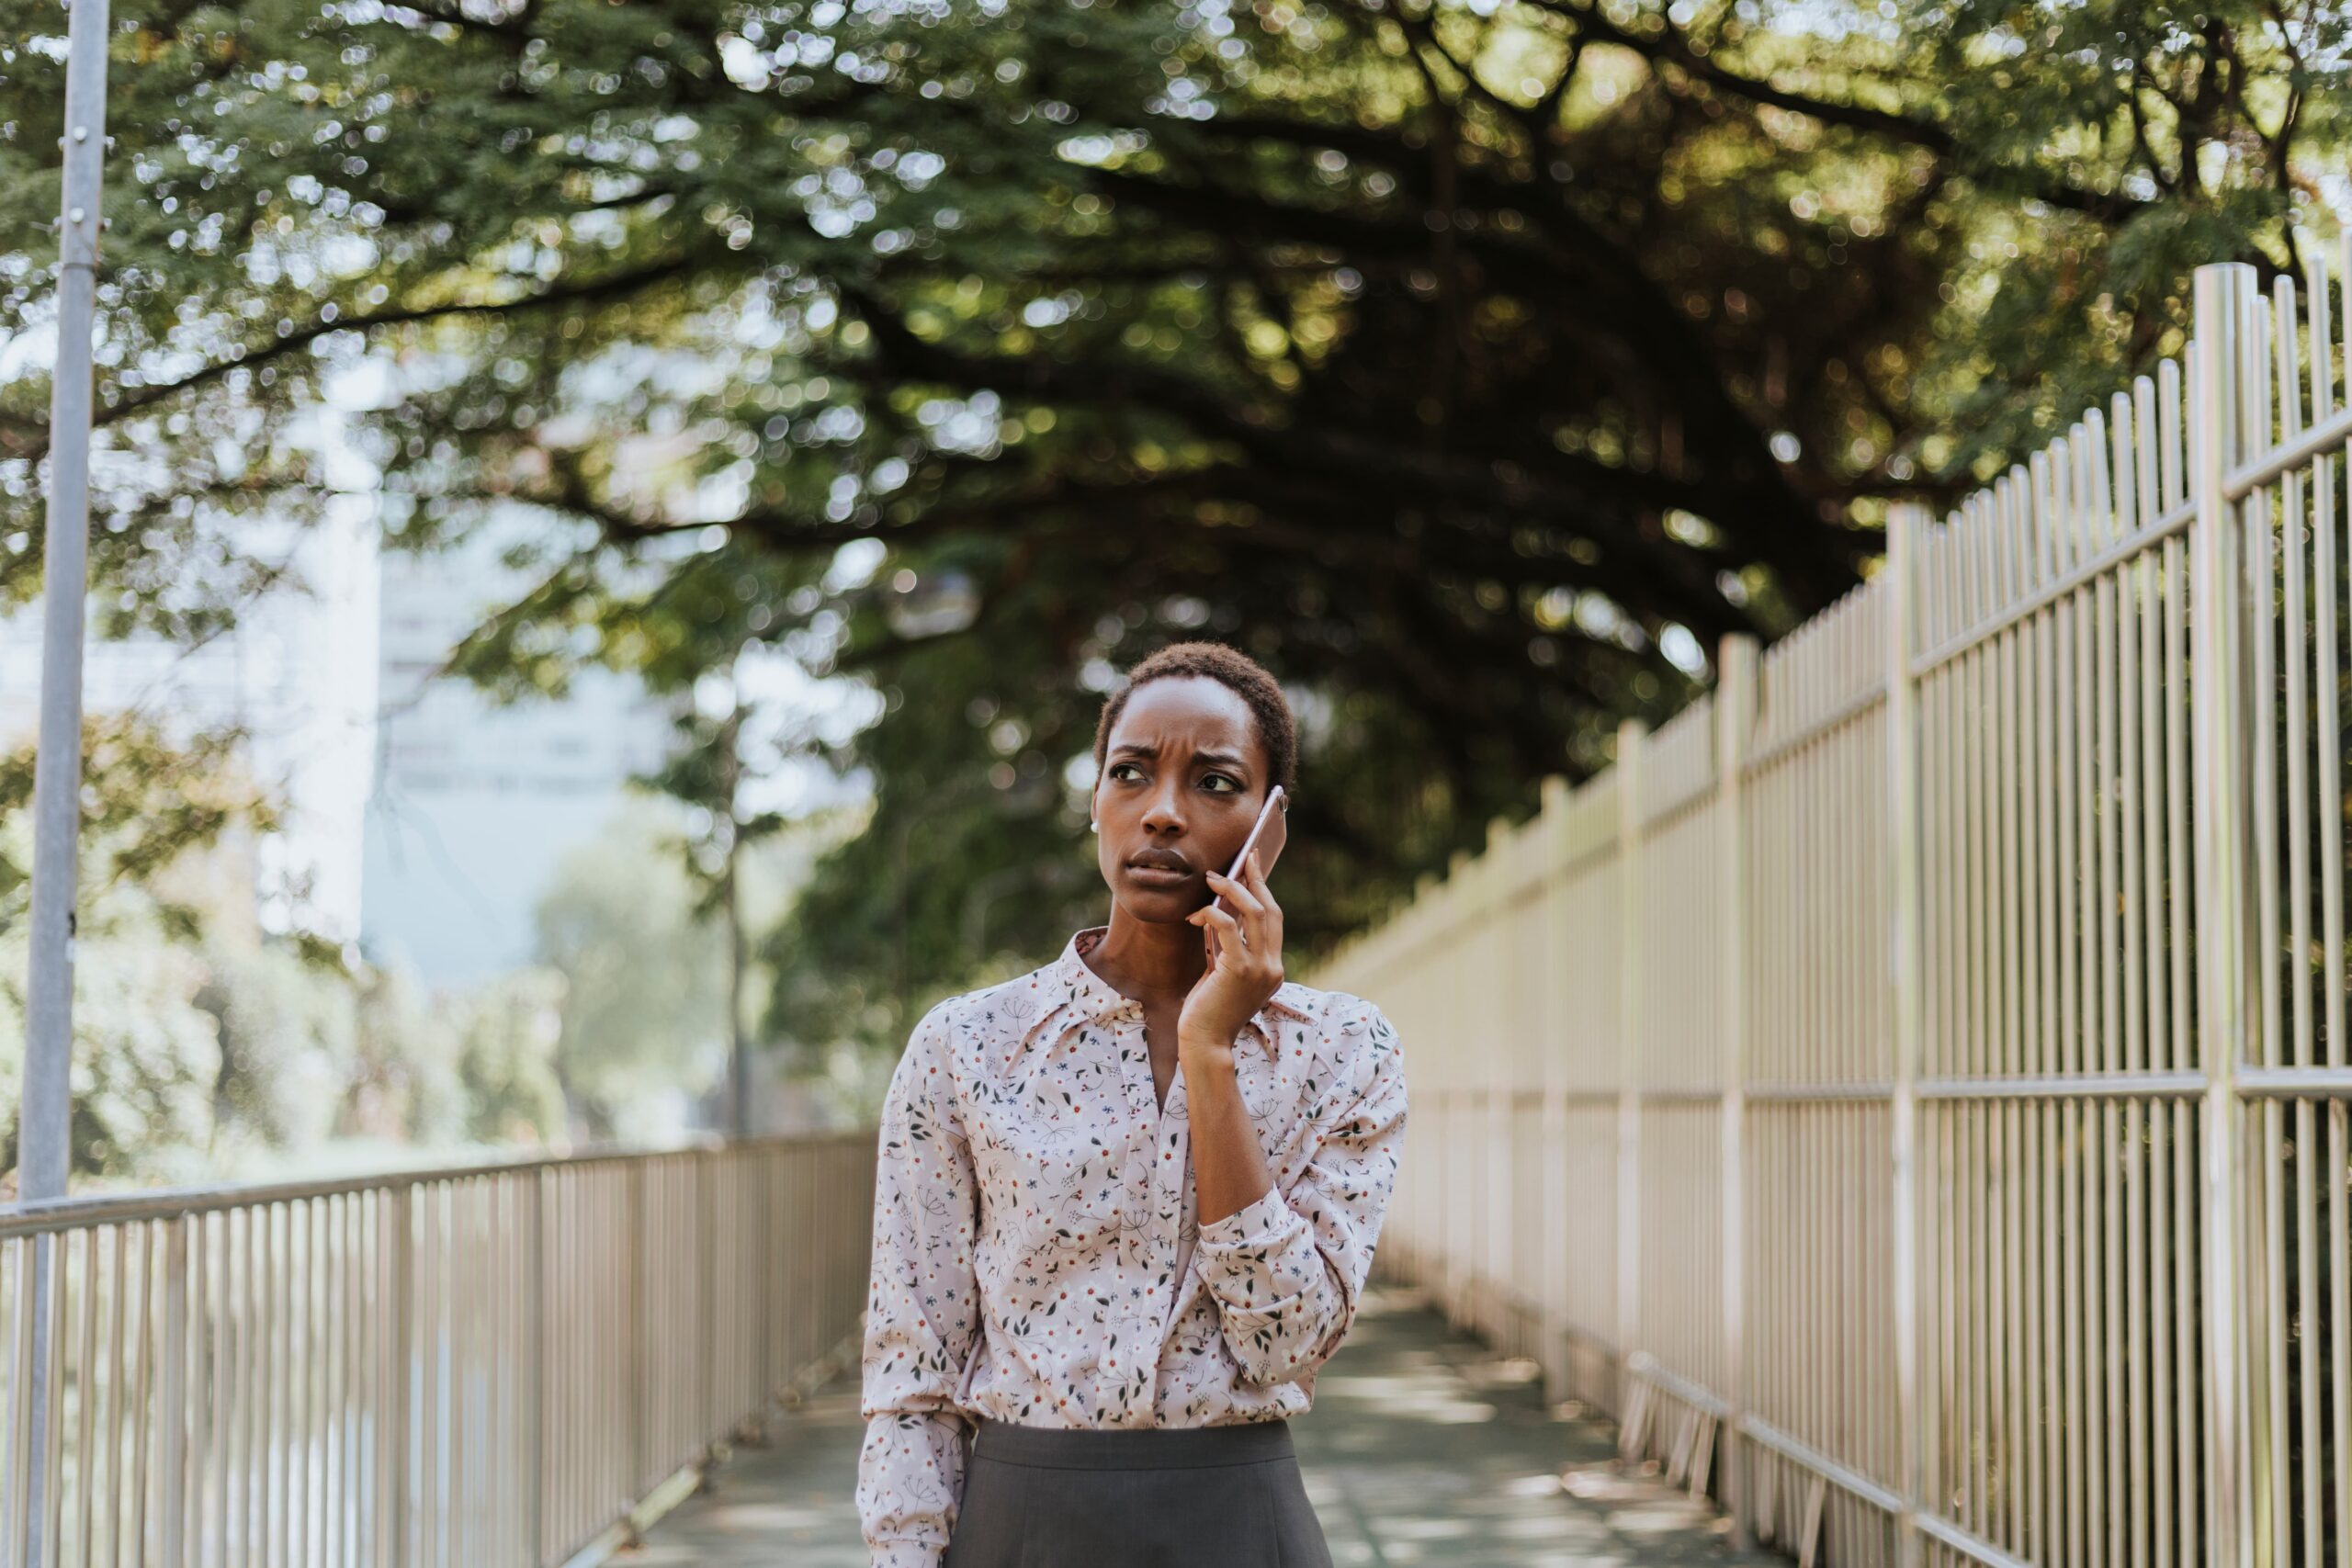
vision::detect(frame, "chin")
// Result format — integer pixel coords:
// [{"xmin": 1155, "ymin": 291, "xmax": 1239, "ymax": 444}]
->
[{"xmin": 1115, "ymin": 878, "xmax": 1206, "ymax": 915}]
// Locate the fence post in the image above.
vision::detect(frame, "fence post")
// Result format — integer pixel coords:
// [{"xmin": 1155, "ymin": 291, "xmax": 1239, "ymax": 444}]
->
[
  {"xmin": 628, "ymin": 1160, "xmax": 649, "ymax": 1519},
  {"xmin": 1486, "ymin": 815, "xmax": 1515, "ymax": 1352},
  {"xmin": 1886, "ymin": 504, "xmax": 1928, "ymax": 1568},
  {"xmin": 526, "ymin": 1171, "xmax": 546, "ymax": 1568},
  {"xmin": 1715, "ymin": 636, "xmax": 1758, "ymax": 1548},
  {"xmin": 753, "ymin": 1147, "xmax": 773, "ymax": 1425},
  {"xmin": 1539, "ymin": 773, "xmax": 1573, "ymax": 1405},
  {"xmin": 388, "ymin": 1185, "xmax": 413, "ymax": 1568},
  {"xmin": 161, "ymin": 1216, "xmax": 187, "ymax": 1568},
  {"xmin": 1615, "ymin": 717, "xmax": 1646, "ymax": 1434},
  {"xmin": 1420, "ymin": 869, "xmax": 1439, "ymax": 1297},
  {"xmin": 698, "ymin": 1150, "xmax": 717, "ymax": 1472},
  {"xmin": 2190, "ymin": 259, "xmax": 2257, "ymax": 1568},
  {"xmin": 1446, "ymin": 847, "xmax": 1474, "ymax": 1325}
]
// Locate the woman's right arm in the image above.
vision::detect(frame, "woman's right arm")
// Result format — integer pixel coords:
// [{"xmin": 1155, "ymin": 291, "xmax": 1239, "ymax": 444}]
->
[{"xmin": 855, "ymin": 1000, "xmax": 982, "ymax": 1568}]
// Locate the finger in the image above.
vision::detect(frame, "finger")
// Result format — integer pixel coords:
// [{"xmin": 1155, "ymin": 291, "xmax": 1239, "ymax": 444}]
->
[
  {"xmin": 1189, "ymin": 904, "xmax": 1245, "ymax": 949},
  {"xmin": 1234, "ymin": 849, "xmax": 1282, "ymax": 949},
  {"xmin": 1203, "ymin": 867, "xmax": 1264, "ymax": 919},
  {"xmin": 1243, "ymin": 849, "xmax": 1281, "ymax": 927}
]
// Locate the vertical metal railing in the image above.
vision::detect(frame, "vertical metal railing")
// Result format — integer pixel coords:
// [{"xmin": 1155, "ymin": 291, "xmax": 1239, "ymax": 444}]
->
[
  {"xmin": 1615, "ymin": 716, "xmax": 1646, "ymax": 1429},
  {"xmin": 1316, "ymin": 243, "xmax": 2352, "ymax": 1568},
  {"xmin": 0, "ymin": 1133, "xmax": 873, "ymax": 1568},
  {"xmin": 1887, "ymin": 502, "xmax": 1927, "ymax": 1568},
  {"xmin": 1718, "ymin": 632, "xmax": 1758, "ymax": 1550},
  {"xmin": 2192, "ymin": 264, "xmax": 2254, "ymax": 1568}
]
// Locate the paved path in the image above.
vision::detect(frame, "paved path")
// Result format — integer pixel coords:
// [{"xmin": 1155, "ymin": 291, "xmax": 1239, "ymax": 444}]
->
[{"xmin": 627, "ymin": 1287, "xmax": 1773, "ymax": 1567}]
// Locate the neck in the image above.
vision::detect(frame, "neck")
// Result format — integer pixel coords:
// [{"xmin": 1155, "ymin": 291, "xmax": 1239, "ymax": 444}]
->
[{"xmin": 1083, "ymin": 905, "xmax": 1207, "ymax": 1010}]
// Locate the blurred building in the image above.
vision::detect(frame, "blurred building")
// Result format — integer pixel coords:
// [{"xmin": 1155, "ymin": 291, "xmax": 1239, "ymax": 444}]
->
[
  {"xmin": 0, "ymin": 499, "xmax": 381, "ymax": 942},
  {"xmin": 360, "ymin": 508, "xmax": 681, "ymax": 986}
]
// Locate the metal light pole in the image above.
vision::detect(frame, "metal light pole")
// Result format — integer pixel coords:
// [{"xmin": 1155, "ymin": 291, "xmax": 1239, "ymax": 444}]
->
[
  {"xmin": 22, "ymin": 0, "xmax": 113, "ymax": 1557},
  {"xmin": 26, "ymin": 0, "xmax": 111, "ymax": 1191}
]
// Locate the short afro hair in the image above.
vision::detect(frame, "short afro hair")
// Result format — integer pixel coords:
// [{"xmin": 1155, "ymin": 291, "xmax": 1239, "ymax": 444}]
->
[{"xmin": 1091, "ymin": 640, "xmax": 1298, "ymax": 798}]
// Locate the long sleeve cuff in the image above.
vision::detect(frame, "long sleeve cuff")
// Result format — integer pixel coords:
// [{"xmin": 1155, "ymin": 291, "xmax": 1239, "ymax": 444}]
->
[
  {"xmin": 869, "ymin": 1540, "xmax": 946, "ymax": 1568},
  {"xmin": 1196, "ymin": 1187, "xmax": 1296, "ymax": 1254},
  {"xmin": 1194, "ymin": 1187, "xmax": 1327, "ymax": 1314}
]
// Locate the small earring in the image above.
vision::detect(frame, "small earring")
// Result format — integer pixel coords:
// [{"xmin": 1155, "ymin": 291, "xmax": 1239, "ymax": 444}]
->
[{"xmin": 1089, "ymin": 820, "xmax": 1099, "ymax": 832}]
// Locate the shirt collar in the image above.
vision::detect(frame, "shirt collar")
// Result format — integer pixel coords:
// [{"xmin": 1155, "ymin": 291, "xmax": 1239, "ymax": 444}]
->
[{"xmin": 1046, "ymin": 923, "xmax": 1313, "ymax": 1040}]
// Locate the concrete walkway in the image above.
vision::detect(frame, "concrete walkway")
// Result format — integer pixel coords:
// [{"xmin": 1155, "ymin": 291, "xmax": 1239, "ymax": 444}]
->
[{"xmin": 626, "ymin": 1287, "xmax": 1773, "ymax": 1567}]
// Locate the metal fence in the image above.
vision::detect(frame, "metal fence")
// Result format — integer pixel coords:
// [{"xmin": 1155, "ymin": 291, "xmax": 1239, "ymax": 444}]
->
[
  {"xmin": 1309, "ymin": 253, "xmax": 2352, "ymax": 1568},
  {"xmin": 0, "ymin": 1132, "xmax": 874, "ymax": 1568}
]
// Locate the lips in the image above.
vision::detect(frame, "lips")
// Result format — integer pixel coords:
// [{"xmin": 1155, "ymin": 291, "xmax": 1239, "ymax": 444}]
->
[{"xmin": 1126, "ymin": 852, "xmax": 1193, "ymax": 875}]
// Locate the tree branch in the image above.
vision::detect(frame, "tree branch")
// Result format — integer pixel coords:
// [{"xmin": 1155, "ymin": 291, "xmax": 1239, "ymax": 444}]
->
[
  {"xmin": 1527, "ymin": 0, "xmax": 2146, "ymax": 221},
  {"xmin": 12, "ymin": 254, "xmax": 707, "ymax": 466}
]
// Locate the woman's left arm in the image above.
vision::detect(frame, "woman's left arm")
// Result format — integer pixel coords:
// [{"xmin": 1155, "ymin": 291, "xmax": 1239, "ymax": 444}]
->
[
  {"xmin": 1184, "ymin": 999, "xmax": 1408, "ymax": 1386},
  {"xmin": 1182, "ymin": 849, "xmax": 1409, "ymax": 1384}
]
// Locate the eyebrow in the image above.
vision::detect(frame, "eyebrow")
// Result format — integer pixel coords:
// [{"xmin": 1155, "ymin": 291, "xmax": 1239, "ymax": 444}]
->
[{"xmin": 1109, "ymin": 743, "xmax": 1250, "ymax": 771}]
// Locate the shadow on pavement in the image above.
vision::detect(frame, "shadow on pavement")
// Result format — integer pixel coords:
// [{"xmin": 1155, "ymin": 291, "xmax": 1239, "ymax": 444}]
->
[{"xmin": 627, "ymin": 1286, "xmax": 1776, "ymax": 1567}]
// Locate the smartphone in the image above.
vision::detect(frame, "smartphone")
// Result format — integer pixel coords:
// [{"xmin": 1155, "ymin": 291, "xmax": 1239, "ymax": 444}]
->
[{"xmin": 1205, "ymin": 785, "xmax": 1286, "ymax": 961}]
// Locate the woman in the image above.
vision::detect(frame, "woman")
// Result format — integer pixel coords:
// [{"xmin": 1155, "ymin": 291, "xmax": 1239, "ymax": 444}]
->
[{"xmin": 855, "ymin": 640, "xmax": 1409, "ymax": 1568}]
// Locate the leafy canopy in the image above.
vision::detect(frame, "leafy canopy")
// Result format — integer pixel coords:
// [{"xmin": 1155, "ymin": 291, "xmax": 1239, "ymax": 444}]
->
[{"xmin": 0, "ymin": 0, "xmax": 2339, "ymax": 1057}]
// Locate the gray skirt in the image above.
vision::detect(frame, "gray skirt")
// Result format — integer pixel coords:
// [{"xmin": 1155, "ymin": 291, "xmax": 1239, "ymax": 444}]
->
[{"xmin": 944, "ymin": 1417, "xmax": 1334, "ymax": 1568}]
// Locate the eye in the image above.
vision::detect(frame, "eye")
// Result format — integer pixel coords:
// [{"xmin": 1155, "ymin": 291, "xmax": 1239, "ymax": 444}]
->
[
  {"xmin": 1202, "ymin": 773, "xmax": 1240, "ymax": 793},
  {"xmin": 1107, "ymin": 761, "xmax": 1143, "ymax": 782}
]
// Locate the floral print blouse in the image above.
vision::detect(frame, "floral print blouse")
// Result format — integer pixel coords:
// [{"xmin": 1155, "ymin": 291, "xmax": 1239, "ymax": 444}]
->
[{"xmin": 855, "ymin": 923, "xmax": 1409, "ymax": 1567}]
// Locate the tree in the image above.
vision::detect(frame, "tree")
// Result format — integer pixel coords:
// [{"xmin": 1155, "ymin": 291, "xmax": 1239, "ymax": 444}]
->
[
  {"xmin": 196, "ymin": 921, "xmax": 359, "ymax": 1156},
  {"xmin": 531, "ymin": 792, "xmax": 729, "ymax": 1137},
  {"xmin": 445, "ymin": 965, "xmax": 568, "ymax": 1145},
  {"xmin": 0, "ymin": 883, "xmax": 223, "ymax": 1188},
  {"xmin": 0, "ymin": 713, "xmax": 571, "ymax": 1179},
  {"xmin": 0, "ymin": 716, "xmax": 271, "ymax": 1182},
  {"xmin": 3, "ymin": 0, "xmax": 2339, "ymax": 1059}
]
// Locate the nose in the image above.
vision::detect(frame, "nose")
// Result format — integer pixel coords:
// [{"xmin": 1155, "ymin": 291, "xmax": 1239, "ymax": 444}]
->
[{"xmin": 1138, "ymin": 776, "xmax": 1188, "ymax": 836}]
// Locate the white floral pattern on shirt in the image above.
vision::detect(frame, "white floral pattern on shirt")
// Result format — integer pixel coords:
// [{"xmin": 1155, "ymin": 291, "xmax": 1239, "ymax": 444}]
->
[{"xmin": 854, "ymin": 923, "xmax": 1408, "ymax": 1568}]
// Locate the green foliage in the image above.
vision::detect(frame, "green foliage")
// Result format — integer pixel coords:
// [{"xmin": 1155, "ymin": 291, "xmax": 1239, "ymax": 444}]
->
[
  {"xmin": 0, "ymin": 882, "xmax": 223, "ymax": 1188},
  {"xmin": 195, "ymin": 925, "xmax": 359, "ymax": 1154},
  {"xmin": 445, "ymin": 967, "xmax": 569, "ymax": 1145},
  {"xmin": 0, "ymin": 716, "xmax": 278, "ymax": 938},
  {"xmin": 0, "ymin": 716, "xmax": 270, "ymax": 1182},
  {"xmin": 532, "ymin": 793, "xmax": 729, "ymax": 1136},
  {"xmin": 3, "ymin": 0, "xmax": 2342, "ymax": 1071},
  {"xmin": 0, "ymin": 717, "xmax": 571, "ymax": 1184},
  {"xmin": 1903, "ymin": 0, "xmax": 2346, "ymax": 468}
]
